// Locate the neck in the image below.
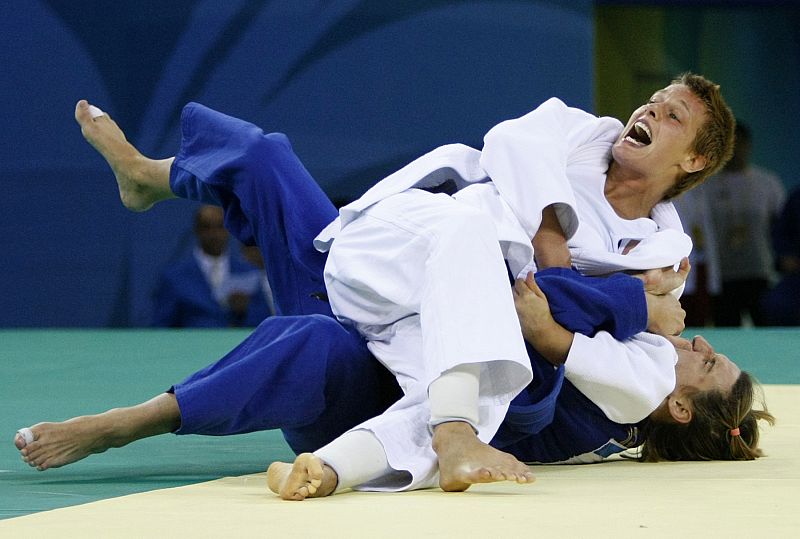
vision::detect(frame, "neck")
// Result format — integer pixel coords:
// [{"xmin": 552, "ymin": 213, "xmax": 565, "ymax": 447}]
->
[{"xmin": 605, "ymin": 161, "xmax": 669, "ymax": 220}]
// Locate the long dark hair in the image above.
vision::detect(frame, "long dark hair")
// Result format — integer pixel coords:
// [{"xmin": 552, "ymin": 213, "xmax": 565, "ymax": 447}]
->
[{"xmin": 638, "ymin": 371, "xmax": 775, "ymax": 461}]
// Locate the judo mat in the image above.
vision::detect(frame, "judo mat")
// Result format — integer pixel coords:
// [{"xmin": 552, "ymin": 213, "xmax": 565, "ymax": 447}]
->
[{"xmin": 1, "ymin": 329, "xmax": 798, "ymax": 537}]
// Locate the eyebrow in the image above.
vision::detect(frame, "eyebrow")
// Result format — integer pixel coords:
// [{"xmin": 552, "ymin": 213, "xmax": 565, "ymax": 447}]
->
[{"xmin": 651, "ymin": 91, "xmax": 692, "ymax": 116}]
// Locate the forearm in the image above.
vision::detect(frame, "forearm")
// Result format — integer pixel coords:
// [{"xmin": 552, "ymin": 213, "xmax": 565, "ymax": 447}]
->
[
  {"xmin": 564, "ymin": 332, "xmax": 676, "ymax": 424},
  {"xmin": 532, "ymin": 205, "xmax": 571, "ymax": 269},
  {"xmin": 520, "ymin": 315, "xmax": 574, "ymax": 366},
  {"xmin": 535, "ymin": 268, "xmax": 648, "ymax": 340}
]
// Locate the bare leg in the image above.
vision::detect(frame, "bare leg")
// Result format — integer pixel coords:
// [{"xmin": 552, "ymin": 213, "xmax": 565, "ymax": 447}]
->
[
  {"xmin": 74, "ymin": 100, "xmax": 175, "ymax": 212},
  {"xmin": 432, "ymin": 421, "xmax": 535, "ymax": 492},
  {"xmin": 267, "ymin": 453, "xmax": 339, "ymax": 501},
  {"xmin": 14, "ymin": 393, "xmax": 181, "ymax": 471}
]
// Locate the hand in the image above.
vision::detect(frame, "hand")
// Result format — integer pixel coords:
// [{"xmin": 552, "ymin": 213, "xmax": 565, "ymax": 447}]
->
[
  {"xmin": 513, "ymin": 272, "xmax": 573, "ymax": 365},
  {"xmin": 633, "ymin": 257, "xmax": 690, "ymax": 296},
  {"xmin": 645, "ymin": 292, "xmax": 685, "ymax": 336},
  {"xmin": 513, "ymin": 272, "xmax": 555, "ymax": 341}
]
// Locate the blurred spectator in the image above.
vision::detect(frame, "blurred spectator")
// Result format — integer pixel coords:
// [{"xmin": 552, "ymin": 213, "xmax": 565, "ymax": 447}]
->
[
  {"xmin": 152, "ymin": 205, "xmax": 273, "ymax": 327},
  {"xmin": 761, "ymin": 187, "xmax": 800, "ymax": 325},
  {"xmin": 673, "ymin": 186, "xmax": 720, "ymax": 326},
  {"xmin": 702, "ymin": 123, "xmax": 786, "ymax": 326},
  {"xmin": 240, "ymin": 244, "xmax": 277, "ymax": 316}
]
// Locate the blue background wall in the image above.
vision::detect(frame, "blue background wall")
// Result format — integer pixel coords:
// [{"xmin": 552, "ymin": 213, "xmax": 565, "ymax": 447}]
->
[
  {"xmin": 1, "ymin": 1, "xmax": 797, "ymax": 327},
  {"xmin": 0, "ymin": 0, "xmax": 594, "ymax": 327}
]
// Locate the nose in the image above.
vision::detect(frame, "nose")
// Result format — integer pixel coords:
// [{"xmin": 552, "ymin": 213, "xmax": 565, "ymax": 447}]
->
[
  {"xmin": 692, "ymin": 335, "xmax": 715, "ymax": 359},
  {"xmin": 647, "ymin": 103, "xmax": 659, "ymax": 120}
]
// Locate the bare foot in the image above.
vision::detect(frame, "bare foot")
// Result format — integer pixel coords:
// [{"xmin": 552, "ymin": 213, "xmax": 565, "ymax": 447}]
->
[
  {"xmin": 267, "ymin": 453, "xmax": 338, "ymax": 501},
  {"xmin": 432, "ymin": 422, "xmax": 535, "ymax": 492},
  {"xmin": 15, "ymin": 416, "xmax": 120, "ymax": 471},
  {"xmin": 15, "ymin": 394, "xmax": 180, "ymax": 471},
  {"xmin": 74, "ymin": 100, "xmax": 175, "ymax": 211}
]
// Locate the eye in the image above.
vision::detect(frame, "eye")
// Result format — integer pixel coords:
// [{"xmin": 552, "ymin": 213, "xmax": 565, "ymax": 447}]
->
[{"xmin": 669, "ymin": 111, "xmax": 680, "ymax": 121}]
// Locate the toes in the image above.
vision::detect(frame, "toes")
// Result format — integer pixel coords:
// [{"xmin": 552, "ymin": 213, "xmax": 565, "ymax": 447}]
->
[
  {"xmin": 87, "ymin": 104, "xmax": 105, "ymax": 119},
  {"xmin": 75, "ymin": 100, "xmax": 109, "ymax": 131},
  {"xmin": 478, "ymin": 467, "xmax": 498, "ymax": 482},
  {"xmin": 75, "ymin": 100, "xmax": 93, "ymax": 124},
  {"xmin": 518, "ymin": 473, "xmax": 536, "ymax": 484},
  {"xmin": 15, "ymin": 428, "xmax": 35, "ymax": 449}
]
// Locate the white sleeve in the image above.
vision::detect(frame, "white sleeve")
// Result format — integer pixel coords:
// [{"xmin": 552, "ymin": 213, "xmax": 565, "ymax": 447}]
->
[
  {"xmin": 480, "ymin": 98, "xmax": 621, "ymax": 241},
  {"xmin": 564, "ymin": 331, "xmax": 677, "ymax": 424}
]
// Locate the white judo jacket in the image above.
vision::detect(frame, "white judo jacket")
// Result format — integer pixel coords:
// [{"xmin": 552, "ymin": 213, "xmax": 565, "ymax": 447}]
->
[{"xmin": 315, "ymin": 98, "xmax": 689, "ymax": 490}]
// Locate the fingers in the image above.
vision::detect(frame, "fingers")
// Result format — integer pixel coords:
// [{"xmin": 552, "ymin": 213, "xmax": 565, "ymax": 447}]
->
[
  {"xmin": 525, "ymin": 272, "xmax": 537, "ymax": 289},
  {"xmin": 528, "ymin": 272, "xmax": 552, "ymax": 300},
  {"xmin": 678, "ymin": 257, "xmax": 691, "ymax": 279},
  {"xmin": 514, "ymin": 273, "xmax": 537, "ymax": 293},
  {"xmin": 513, "ymin": 277, "xmax": 528, "ymax": 296},
  {"xmin": 514, "ymin": 272, "xmax": 548, "ymax": 300},
  {"xmin": 664, "ymin": 334, "xmax": 692, "ymax": 350}
]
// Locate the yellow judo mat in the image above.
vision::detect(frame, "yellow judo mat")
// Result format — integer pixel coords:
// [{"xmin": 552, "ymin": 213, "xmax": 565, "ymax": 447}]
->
[{"xmin": 1, "ymin": 330, "xmax": 799, "ymax": 537}]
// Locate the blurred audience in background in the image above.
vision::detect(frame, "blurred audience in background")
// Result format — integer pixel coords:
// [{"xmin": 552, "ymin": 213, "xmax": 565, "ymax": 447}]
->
[
  {"xmin": 700, "ymin": 123, "xmax": 786, "ymax": 326},
  {"xmin": 673, "ymin": 187, "xmax": 721, "ymax": 327},
  {"xmin": 152, "ymin": 205, "xmax": 274, "ymax": 328},
  {"xmin": 761, "ymin": 187, "xmax": 800, "ymax": 325}
]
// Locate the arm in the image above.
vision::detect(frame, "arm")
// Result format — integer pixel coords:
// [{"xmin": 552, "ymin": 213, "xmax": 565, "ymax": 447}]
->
[
  {"xmin": 532, "ymin": 205, "xmax": 572, "ymax": 270},
  {"xmin": 480, "ymin": 98, "xmax": 620, "ymax": 242},
  {"xmin": 514, "ymin": 269, "xmax": 679, "ymax": 423},
  {"xmin": 513, "ymin": 272, "xmax": 572, "ymax": 364},
  {"xmin": 564, "ymin": 332, "xmax": 676, "ymax": 424},
  {"xmin": 528, "ymin": 267, "xmax": 648, "ymax": 340}
]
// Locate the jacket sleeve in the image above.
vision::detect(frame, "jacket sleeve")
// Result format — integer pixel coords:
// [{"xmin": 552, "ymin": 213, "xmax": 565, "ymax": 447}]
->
[
  {"xmin": 480, "ymin": 98, "xmax": 621, "ymax": 241},
  {"xmin": 564, "ymin": 331, "xmax": 676, "ymax": 424},
  {"xmin": 535, "ymin": 267, "xmax": 647, "ymax": 341}
]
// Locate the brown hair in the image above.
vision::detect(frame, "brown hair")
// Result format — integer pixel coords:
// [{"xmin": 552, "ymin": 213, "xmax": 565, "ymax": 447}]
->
[
  {"xmin": 663, "ymin": 72, "xmax": 736, "ymax": 200},
  {"xmin": 637, "ymin": 371, "xmax": 775, "ymax": 461}
]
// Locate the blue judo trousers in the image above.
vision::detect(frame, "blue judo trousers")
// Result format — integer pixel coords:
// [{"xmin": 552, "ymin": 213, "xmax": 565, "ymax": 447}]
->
[{"xmin": 168, "ymin": 102, "xmax": 646, "ymax": 462}]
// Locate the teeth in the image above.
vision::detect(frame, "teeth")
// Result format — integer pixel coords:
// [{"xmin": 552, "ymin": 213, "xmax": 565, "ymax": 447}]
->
[
  {"xmin": 634, "ymin": 121, "xmax": 651, "ymax": 143},
  {"xmin": 624, "ymin": 135, "xmax": 644, "ymax": 146}
]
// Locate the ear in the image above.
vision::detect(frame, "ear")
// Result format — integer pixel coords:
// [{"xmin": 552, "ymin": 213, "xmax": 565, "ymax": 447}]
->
[
  {"xmin": 666, "ymin": 394, "xmax": 693, "ymax": 424},
  {"xmin": 680, "ymin": 153, "xmax": 707, "ymax": 174}
]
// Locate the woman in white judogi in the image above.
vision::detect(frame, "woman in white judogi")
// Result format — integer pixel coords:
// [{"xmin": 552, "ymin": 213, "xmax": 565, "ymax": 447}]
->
[{"xmin": 274, "ymin": 77, "xmax": 724, "ymax": 496}]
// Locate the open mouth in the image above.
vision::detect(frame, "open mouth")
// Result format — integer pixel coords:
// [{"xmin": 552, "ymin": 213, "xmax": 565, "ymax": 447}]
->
[{"xmin": 623, "ymin": 121, "xmax": 652, "ymax": 146}]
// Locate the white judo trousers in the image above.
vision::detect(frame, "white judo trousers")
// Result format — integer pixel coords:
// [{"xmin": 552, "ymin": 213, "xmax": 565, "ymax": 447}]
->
[{"xmin": 322, "ymin": 188, "xmax": 532, "ymax": 491}]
